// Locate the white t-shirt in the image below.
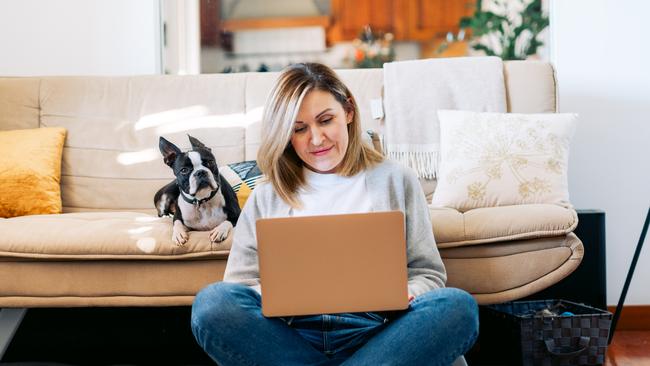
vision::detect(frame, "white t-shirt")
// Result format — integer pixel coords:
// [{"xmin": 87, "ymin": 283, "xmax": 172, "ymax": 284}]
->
[{"xmin": 290, "ymin": 167, "xmax": 373, "ymax": 217}]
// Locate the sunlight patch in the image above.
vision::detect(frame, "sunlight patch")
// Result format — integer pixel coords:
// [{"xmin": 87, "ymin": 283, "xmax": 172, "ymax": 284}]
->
[
  {"xmin": 128, "ymin": 226, "xmax": 153, "ymax": 235},
  {"xmin": 117, "ymin": 149, "xmax": 159, "ymax": 165},
  {"xmin": 135, "ymin": 105, "xmax": 209, "ymax": 131},
  {"xmin": 136, "ymin": 237, "xmax": 157, "ymax": 253},
  {"xmin": 135, "ymin": 216, "xmax": 160, "ymax": 223}
]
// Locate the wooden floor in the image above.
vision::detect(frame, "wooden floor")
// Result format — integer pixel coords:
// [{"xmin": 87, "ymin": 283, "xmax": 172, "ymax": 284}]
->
[
  {"xmin": 3, "ymin": 308, "xmax": 650, "ymax": 365},
  {"xmin": 605, "ymin": 331, "xmax": 650, "ymax": 365}
]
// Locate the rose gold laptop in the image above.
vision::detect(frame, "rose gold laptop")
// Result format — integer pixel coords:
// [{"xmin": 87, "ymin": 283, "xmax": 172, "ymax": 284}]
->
[{"xmin": 256, "ymin": 210, "xmax": 409, "ymax": 317}]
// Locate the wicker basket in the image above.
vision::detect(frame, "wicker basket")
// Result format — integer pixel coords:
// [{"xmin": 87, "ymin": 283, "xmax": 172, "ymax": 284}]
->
[{"xmin": 481, "ymin": 300, "xmax": 612, "ymax": 366}]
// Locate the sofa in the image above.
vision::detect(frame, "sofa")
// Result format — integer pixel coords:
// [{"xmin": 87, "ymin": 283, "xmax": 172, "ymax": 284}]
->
[{"xmin": 0, "ymin": 61, "xmax": 582, "ymax": 354}]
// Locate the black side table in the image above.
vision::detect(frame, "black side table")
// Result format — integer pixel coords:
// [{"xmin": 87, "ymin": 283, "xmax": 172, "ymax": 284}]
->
[{"xmin": 523, "ymin": 209, "xmax": 607, "ymax": 310}]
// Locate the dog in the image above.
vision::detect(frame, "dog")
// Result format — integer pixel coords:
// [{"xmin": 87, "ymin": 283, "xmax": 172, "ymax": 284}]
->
[{"xmin": 155, "ymin": 135, "xmax": 241, "ymax": 246}]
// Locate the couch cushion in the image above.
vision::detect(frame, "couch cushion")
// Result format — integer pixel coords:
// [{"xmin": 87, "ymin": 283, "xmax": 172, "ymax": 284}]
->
[
  {"xmin": 0, "ymin": 229, "xmax": 582, "ymax": 307},
  {"xmin": 38, "ymin": 75, "xmax": 249, "ymax": 212},
  {"xmin": 441, "ymin": 236, "xmax": 577, "ymax": 294},
  {"xmin": 243, "ymin": 72, "xmax": 278, "ymax": 161},
  {"xmin": 0, "ymin": 78, "xmax": 41, "ymax": 131},
  {"xmin": 0, "ymin": 212, "xmax": 231, "ymax": 260},
  {"xmin": 503, "ymin": 61, "xmax": 556, "ymax": 113},
  {"xmin": 431, "ymin": 204, "xmax": 578, "ymax": 248},
  {"xmin": 0, "ymin": 259, "xmax": 226, "ymax": 307},
  {"xmin": 441, "ymin": 233, "xmax": 583, "ymax": 305}
]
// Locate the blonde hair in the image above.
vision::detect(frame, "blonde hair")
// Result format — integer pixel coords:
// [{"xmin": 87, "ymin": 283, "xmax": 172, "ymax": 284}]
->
[{"xmin": 257, "ymin": 63, "xmax": 384, "ymax": 208}]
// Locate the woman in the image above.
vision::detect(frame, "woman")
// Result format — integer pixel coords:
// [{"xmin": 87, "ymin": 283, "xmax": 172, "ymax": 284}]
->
[{"xmin": 191, "ymin": 63, "xmax": 478, "ymax": 365}]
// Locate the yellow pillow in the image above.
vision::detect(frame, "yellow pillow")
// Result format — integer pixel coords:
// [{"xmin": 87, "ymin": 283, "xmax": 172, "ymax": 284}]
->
[{"xmin": 0, "ymin": 127, "xmax": 67, "ymax": 218}]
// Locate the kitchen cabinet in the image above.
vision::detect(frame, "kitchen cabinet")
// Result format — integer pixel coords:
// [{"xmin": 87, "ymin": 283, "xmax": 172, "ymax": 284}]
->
[
  {"xmin": 406, "ymin": 0, "xmax": 472, "ymax": 41},
  {"xmin": 328, "ymin": 0, "xmax": 474, "ymax": 43},
  {"xmin": 201, "ymin": 0, "xmax": 475, "ymax": 47},
  {"xmin": 328, "ymin": 0, "xmax": 407, "ymax": 41}
]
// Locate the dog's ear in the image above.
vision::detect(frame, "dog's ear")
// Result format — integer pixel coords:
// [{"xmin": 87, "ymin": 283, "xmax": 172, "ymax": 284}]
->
[
  {"xmin": 188, "ymin": 135, "xmax": 211, "ymax": 152},
  {"xmin": 159, "ymin": 136, "xmax": 181, "ymax": 167}
]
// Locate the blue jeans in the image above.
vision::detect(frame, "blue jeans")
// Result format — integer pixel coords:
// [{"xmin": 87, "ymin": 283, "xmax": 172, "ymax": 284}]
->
[{"xmin": 191, "ymin": 282, "xmax": 478, "ymax": 366}]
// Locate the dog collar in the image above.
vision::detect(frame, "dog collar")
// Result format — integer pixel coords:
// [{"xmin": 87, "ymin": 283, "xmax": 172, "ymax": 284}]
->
[{"xmin": 180, "ymin": 188, "xmax": 218, "ymax": 207}]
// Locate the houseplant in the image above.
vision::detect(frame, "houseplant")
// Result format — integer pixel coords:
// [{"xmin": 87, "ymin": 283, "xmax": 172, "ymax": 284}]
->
[{"xmin": 459, "ymin": 0, "xmax": 549, "ymax": 60}]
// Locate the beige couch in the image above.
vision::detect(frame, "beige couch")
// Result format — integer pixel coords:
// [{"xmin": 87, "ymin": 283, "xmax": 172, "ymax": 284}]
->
[{"xmin": 0, "ymin": 62, "xmax": 581, "ymax": 313}]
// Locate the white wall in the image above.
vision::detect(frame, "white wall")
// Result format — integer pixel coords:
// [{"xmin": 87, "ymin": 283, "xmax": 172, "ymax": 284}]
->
[
  {"xmin": 161, "ymin": 0, "xmax": 200, "ymax": 74},
  {"xmin": 0, "ymin": 0, "xmax": 161, "ymax": 76},
  {"xmin": 551, "ymin": 0, "xmax": 650, "ymax": 305}
]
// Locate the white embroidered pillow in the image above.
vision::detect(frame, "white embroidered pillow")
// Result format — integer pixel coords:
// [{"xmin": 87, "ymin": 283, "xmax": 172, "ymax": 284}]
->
[{"xmin": 431, "ymin": 110, "xmax": 578, "ymax": 212}]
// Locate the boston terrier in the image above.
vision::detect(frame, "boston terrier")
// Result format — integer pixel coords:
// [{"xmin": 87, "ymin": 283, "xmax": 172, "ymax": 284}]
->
[{"xmin": 155, "ymin": 135, "xmax": 241, "ymax": 246}]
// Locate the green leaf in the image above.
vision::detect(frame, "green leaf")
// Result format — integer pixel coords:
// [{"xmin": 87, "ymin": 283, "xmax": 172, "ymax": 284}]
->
[
  {"xmin": 472, "ymin": 43, "xmax": 497, "ymax": 57},
  {"xmin": 459, "ymin": 0, "xmax": 548, "ymax": 59}
]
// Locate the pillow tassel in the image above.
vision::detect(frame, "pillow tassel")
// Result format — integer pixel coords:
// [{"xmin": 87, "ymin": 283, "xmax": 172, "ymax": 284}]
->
[{"xmin": 387, "ymin": 151, "xmax": 438, "ymax": 180}]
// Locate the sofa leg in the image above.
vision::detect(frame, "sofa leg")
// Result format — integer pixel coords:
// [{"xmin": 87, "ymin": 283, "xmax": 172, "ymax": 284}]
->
[{"xmin": 0, "ymin": 308, "xmax": 26, "ymax": 360}]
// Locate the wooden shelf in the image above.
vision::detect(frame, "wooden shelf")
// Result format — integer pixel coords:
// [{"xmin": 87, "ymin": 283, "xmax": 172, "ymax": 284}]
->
[
  {"xmin": 327, "ymin": 0, "xmax": 474, "ymax": 43},
  {"xmin": 221, "ymin": 15, "xmax": 330, "ymax": 31},
  {"xmin": 420, "ymin": 38, "xmax": 468, "ymax": 59}
]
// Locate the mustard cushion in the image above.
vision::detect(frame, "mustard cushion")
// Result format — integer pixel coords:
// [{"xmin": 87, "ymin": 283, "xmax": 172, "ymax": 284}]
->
[{"xmin": 0, "ymin": 127, "xmax": 67, "ymax": 218}]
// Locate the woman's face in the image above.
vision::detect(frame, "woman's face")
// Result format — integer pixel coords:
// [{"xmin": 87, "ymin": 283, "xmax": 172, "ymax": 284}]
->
[{"xmin": 290, "ymin": 89, "xmax": 352, "ymax": 174}]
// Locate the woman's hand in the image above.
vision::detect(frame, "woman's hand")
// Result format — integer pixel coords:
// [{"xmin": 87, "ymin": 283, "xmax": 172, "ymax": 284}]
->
[{"xmin": 408, "ymin": 294, "xmax": 415, "ymax": 303}]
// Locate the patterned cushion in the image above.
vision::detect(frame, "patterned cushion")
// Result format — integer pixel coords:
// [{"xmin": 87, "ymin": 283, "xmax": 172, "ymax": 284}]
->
[
  {"xmin": 431, "ymin": 110, "xmax": 577, "ymax": 212},
  {"xmin": 220, "ymin": 160, "xmax": 264, "ymax": 208}
]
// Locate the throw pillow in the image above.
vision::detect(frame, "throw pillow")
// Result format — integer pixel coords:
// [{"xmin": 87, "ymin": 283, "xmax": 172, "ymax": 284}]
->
[
  {"xmin": 0, "ymin": 127, "xmax": 67, "ymax": 218},
  {"xmin": 431, "ymin": 110, "xmax": 577, "ymax": 212},
  {"xmin": 220, "ymin": 160, "xmax": 264, "ymax": 208}
]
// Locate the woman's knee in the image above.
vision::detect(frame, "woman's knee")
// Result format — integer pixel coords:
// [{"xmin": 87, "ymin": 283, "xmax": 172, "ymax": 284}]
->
[
  {"xmin": 416, "ymin": 287, "xmax": 479, "ymax": 339},
  {"xmin": 444, "ymin": 288, "xmax": 478, "ymax": 328},
  {"xmin": 191, "ymin": 281, "xmax": 257, "ymax": 330}
]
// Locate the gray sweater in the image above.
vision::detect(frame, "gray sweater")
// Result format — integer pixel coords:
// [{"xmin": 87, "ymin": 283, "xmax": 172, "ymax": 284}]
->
[{"xmin": 223, "ymin": 159, "xmax": 447, "ymax": 297}]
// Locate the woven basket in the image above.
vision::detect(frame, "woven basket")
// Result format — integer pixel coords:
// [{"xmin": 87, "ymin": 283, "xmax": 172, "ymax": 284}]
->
[{"xmin": 483, "ymin": 300, "xmax": 612, "ymax": 366}]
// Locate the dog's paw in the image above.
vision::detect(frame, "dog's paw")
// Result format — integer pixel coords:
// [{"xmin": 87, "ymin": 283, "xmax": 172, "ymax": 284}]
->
[
  {"xmin": 172, "ymin": 221, "xmax": 189, "ymax": 246},
  {"xmin": 210, "ymin": 221, "xmax": 233, "ymax": 243},
  {"xmin": 172, "ymin": 232, "xmax": 188, "ymax": 246}
]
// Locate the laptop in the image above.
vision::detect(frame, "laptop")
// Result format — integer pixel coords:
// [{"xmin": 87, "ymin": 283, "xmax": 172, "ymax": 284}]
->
[{"xmin": 256, "ymin": 210, "xmax": 409, "ymax": 317}]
